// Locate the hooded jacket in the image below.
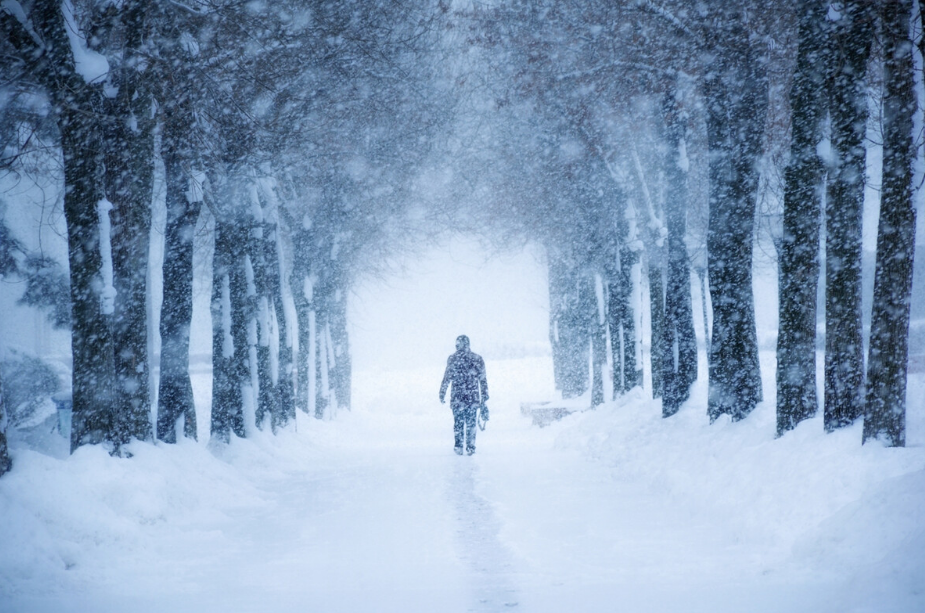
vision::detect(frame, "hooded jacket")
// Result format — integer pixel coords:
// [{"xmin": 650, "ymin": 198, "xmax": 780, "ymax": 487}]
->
[{"xmin": 439, "ymin": 337, "xmax": 488, "ymax": 408}]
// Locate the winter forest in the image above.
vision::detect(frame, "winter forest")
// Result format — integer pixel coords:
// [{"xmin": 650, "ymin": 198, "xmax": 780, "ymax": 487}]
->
[{"xmin": 1, "ymin": 0, "xmax": 924, "ymax": 611}]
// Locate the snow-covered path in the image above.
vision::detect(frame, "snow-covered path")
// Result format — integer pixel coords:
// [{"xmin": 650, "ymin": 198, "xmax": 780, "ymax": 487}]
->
[{"xmin": 2, "ymin": 356, "xmax": 924, "ymax": 613}]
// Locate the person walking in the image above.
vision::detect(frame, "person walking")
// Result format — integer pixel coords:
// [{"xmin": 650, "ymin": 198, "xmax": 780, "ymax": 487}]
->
[{"xmin": 439, "ymin": 335, "xmax": 489, "ymax": 455}]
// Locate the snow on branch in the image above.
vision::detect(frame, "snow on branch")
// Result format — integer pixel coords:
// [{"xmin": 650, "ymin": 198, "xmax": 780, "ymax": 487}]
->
[{"xmin": 61, "ymin": 0, "xmax": 109, "ymax": 84}]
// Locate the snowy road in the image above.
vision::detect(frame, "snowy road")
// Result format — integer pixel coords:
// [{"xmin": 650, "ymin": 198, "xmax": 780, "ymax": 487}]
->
[{"xmin": 2, "ymin": 356, "xmax": 923, "ymax": 612}]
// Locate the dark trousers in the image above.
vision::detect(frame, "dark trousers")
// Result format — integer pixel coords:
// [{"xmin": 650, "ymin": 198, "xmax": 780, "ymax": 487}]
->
[{"xmin": 452, "ymin": 404, "xmax": 477, "ymax": 452}]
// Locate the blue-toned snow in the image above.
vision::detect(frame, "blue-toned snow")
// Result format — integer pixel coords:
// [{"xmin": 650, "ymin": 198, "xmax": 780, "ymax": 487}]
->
[{"xmin": 1, "ymin": 240, "xmax": 923, "ymax": 613}]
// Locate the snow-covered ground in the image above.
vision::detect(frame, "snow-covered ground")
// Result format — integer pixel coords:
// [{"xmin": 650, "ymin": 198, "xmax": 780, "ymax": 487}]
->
[
  {"xmin": 1, "ymin": 351, "xmax": 923, "ymax": 613},
  {"xmin": 2, "ymin": 240, "xmax": 924, "ymax": 612}
]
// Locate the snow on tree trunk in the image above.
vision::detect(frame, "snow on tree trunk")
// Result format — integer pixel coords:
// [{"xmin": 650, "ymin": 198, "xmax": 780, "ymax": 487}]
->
[
  {"xmin": 328, "ymin": 282, "xmax": 352, "ymax": 411},
  {"xmin": 776, "ymin": 0, "xmax": 827, "ymax": 436},
  {"xmin": 156, "ymin": 153, "xmax": 201, "ymax": 443},
  {"xmin": 823, "ymin": 0, "xmax": 874, "ymax": 432},
  {"xmin": 697, "ymin": 266, "xmax": 711, "ymax": 359},
  {"xmin": 632, "ymin": 145, "xmax": 667, "ymax": 399},
  {"xmin": 289, "ymin": 225, "xmax": 314, "ymax": 415},
  {"xmin": 864, "ymin": 0, "xmax": 916, "ymax": 447},
  {"xmin": 703, "ymin": 13, "xmax": 766, "ymax": 422}
]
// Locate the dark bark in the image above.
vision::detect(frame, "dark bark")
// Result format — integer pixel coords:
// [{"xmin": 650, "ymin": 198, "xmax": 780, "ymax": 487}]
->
[
  {"xmin": 63, "ymin": 102, "xmax": 116, "ymax": 451},
  {"xmin": 607, "ymin": 244, "xmax": 641, "ymax": 394},
  {"xmin": 647, "ymin": 251, "xmax": 665, "ymax": 400},
  {"xmin": 154, "ymin": 7, "xmax": 209, "ymax": 443},
  {"xmin": 229, "ymin": 221, "xmax": 251, "ymax": 438},
  {"xmin": 248, "ymin": 219, "xmax": 277, "ymax": 431},
  {"xmin": 0, "ymin": 369, "xmax": 12, "ymax": 477},
  {"xmin": 156, "ymin": 151, "xmax": 201, "ymax": 443},
  {"xmin": 106, "ymin": 0, "xmax": 155, "ymax": 446},
  {"xmin": 864, "ymin": 0, "xmax": 916, "ymax": 447},
  {"xmin": 660, "ymin": 94, "xmax": 698, "ymax": 418},
  {"xmin": 824, "ymin": 0, "xmax": 874, "ymax": 432},
  {"xmin": 703, "ymin": 15, "xmax": 766, "ymax": 422},
  {"xmin": 776, "ymin": 0, "xmax": 827, "ymax": 436},
  {"xmin": 210, "ymin": 219, "xmax": 246, "ymax": 441},
  {"xmin": 28, "ymin": 1, "xmax": 116, "ymax": 451}
]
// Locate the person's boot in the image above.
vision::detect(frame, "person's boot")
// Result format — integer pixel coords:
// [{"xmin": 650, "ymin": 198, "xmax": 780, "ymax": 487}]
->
[
  {"xmin": 454, "ymin": 447, "xmax": 463, "ymax": 455},
  {"xmin": 466, "ymin": 447, "xmax": 475, "ymax": 456}
]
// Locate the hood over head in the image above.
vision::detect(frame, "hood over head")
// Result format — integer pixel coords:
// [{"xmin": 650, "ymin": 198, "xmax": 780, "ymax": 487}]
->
[{"xmin": 455, "ymin": 335, "xmax": 470, "ymax": 352}]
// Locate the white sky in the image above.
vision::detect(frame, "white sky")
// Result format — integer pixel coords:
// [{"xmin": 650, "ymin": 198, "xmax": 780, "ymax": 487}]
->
[{"xmin": 348, "ymin": 236, "xmax": 551, "ymax": 373}]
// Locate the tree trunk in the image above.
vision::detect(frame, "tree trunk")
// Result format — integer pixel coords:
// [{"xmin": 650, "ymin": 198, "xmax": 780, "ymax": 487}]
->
[
  {"xmin": 697, "ymin": 266, "xmax": 711, "ymax": 359},
  {"xmin": 30, "ymin": 2, "xmax": 116, "ymax": 450},
  {"xmin": 864, "ymin": 0, "xmax": 916, "ymax": 447},
  {"xmin": 293, "ymin": 280, "xmax": 313, "ymax": 415},
  {"xmin": 776, "ymin": 0, "xmax": 827, "ymax": 436},
  {"xmin": 824, "ymin": 0, "xmax": 874, "ymax": 431},
  {"xmin": 328, "ymin": 275, "xmax": 352, "ymax": 411},
  {"xmin": 63, "ymin": 102, "xmax": 117, "ymax": 451},
  {"xmin": 0, "ymin": 369, "xmax": 12, "ymax": 477},
  {"xmin": 106, "ymin": 0, "xmax": 155, "ymax": 446},
  {"xmin": 603, "ymin": 247, "xmax": 623, "ymax": 397},
  {"xmin": 294, "ymin": 299, "xmax": 312, "ymax": 414},
  {"xmin": 647, "ymin": 252, "xmax": 665, "ymax": 400},
  {"xmin": 703, "ymin": 15, "xmax": 766, "ymax": 422},
  {"xmin": 616, "ymin": 246, "xmax": 641, "ymax": 392},
  {"xmin": 230, "ymin": 220, "xmax": 251, "ymax": 437},
  {"xmin": 591, "ymin": 274, "xmax": 607, "ymax": 406},
  {"xmin": 548, "ymin": 254, "xmax": 569, "ymax": 393},
  {"xmin": 555, "ymin": 267, "xmax": 595, "ymax": 400},
  {"xmin": 157, "ymin": 150, "xmax": 201, "ymax": 443},
  {"xmin": 266, "ymin": 223, "xmax": 296, "ymax": 427},
  {"xmin": 248, "ymin": 215, "xmax": 277, "ymax": 431},
  {"xmin": 314, "ymin": 302, "xmax": 330, "ymax": 419},
  {"xmin": 210, "ymin": 218, "xmax": 247, "ymax": 441},
  {"xmin": 661, "ymin": 94, "xmax": 698, "ymax": 417}
]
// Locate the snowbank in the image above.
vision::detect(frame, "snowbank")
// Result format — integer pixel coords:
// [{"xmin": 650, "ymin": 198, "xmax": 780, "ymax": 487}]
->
[
  {"xmin": 0, "ymin": 353, "xmax": 922, "ymax": 612},
  {"xmin": 551, "ymin": 352, "xmax": 925, "ymax": 612}
]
